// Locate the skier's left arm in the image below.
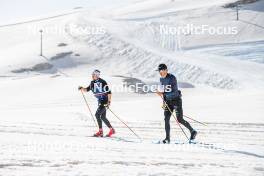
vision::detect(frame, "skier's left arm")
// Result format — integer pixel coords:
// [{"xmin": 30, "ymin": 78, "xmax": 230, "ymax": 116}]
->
[
  {"xmin": 103, "ymin": 80, "xmax": 112, "ymax": 105},
  {"xmin": 156, "ymin": 83, "xmax": 164, "ymax": 98}
]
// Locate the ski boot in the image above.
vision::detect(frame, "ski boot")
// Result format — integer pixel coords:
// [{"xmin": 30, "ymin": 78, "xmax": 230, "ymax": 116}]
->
[
  {"xmin": 190, "ymin": 130, "xmax": 197, "ymax": 140},
  {"xmin": 162, "ymin": 138, "xmax": 170, "ymax": 144},
  {"xmin": 106, "ymin": 128, "xmax": 115, "ymax": 137},
  {"xmin": 94, "ymin": 129, "xmax": 103, "ymax": 137}
]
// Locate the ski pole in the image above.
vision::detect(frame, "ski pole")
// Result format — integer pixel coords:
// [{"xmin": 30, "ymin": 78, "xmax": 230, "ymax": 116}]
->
[
  {"xmin": 183, "ymin": 114, "xmax": 207, "ymax": 126},
  {"xmin": 80, "ymin": 90, "xmax": 98, "ymax": 128},
  {"xmin": 156, "ymin": 91, "xmax": 206, "ymax": 126},
  {"xmin": 158, "ymin": 94, "xmax": 189, "ymax": 141},
  {"xmin": 107, "ymin": 107, "xmax": 142, "ymax": 141}
]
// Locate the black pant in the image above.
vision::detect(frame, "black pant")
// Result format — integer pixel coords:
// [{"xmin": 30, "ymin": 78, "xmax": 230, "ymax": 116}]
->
[
  {"xmin": 164, "ymin": 97, "xmax": 193, "ymax": 139},
  {"xmin": 95, "ymin": 105, "xmax": 112, "ymax": 129}
]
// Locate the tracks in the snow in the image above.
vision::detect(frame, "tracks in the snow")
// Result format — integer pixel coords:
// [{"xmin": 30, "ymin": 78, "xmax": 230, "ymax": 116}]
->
[
  {"xmin": 0, "ymin": 118, "xmax": 263, "ymax": 153},
  {"xmin": 0, "ymin": 118, "xmax": 263, "ymax": 176}
]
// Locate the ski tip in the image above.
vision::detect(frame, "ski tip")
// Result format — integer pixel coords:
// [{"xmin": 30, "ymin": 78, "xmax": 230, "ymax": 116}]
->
[
  {"xmin": 189, "ymin": 140, "xmax": 197, "ymax": 144},
  {"xmin": 90, "ymin": 134, "xmax": 104, "ymax": 138},
  {"xmin": 152, "ymin": 140, "xmax": 171, "ymax": 144},
  {"xmin": 105, "ymin": 134, "xmax": 115, "ymax": 137},
  {"xmin": 152, "ymin": 140, "xmax": 161, "ymax": 144}
]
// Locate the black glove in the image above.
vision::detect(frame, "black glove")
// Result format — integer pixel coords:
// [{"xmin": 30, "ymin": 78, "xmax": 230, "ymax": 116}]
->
[{"xmin": 103, "ymin": 101, "xmax": 110, "ymax": 107}]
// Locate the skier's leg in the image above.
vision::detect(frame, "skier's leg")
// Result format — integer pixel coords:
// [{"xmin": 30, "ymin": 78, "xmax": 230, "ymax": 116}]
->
[
  {"xmin": 175, "ymin": 97, "xmax": 193, "ymax": 133},
  {"xmin": 164, "ymin": 105, "xmax": 172, "ymax": 140},
  {"xmin": 95, "ymin": 106, "xmax": 104, "ymax": 129},
  {"xmin": 100, "ymin": 106, "xmax": 112, "ymax": 128}
]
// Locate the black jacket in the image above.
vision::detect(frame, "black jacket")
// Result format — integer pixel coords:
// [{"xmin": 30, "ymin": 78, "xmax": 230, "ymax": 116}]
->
[
  {"xmin": 86, "ymin": 78, "xmax": 111, "ymax": 103},
  {"xmin": 160, "ymin": 73, "xmax": 180, "ymax": 100}
]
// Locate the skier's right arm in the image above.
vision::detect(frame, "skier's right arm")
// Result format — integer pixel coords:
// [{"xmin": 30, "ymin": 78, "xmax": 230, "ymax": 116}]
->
[
  {"xmin": 156, "ymin": 91, "xmax": 164, "ymax": 97},
  {"xmin": 78, "ymin": 82, "xmax": 92, "ymax": 92}
]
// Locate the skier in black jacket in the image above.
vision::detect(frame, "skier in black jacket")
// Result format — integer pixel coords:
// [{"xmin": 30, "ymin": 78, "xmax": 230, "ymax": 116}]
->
[
  {"xmin": 79, "ymin": 70, "xmax": 115, "ymax": 137},
  {"xmin": 156, "ymin": 64, "xmax": 197, "ymax": 143}
]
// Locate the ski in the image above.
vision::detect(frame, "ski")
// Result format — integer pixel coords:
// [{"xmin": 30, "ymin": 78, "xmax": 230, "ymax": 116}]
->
[
  {"xmin": 152, "ymin": 139, "xmax": 197, "ymax": 145},
  {"xmin": 89, "ymin": 135, "xmax": 104, "ymax": 138},
  {"xmin": 87, "ymin": 135, "xmax": 137, "ymax": 143}
]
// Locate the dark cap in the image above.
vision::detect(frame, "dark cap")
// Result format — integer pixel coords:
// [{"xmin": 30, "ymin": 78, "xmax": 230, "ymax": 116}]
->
[
  {"xmin": 92, "ymin": 69, "xmax": 100, "ymax": 76},
  {"xmin": 156, "ymin": 64, "xmax": 167, "ymax": 71}
]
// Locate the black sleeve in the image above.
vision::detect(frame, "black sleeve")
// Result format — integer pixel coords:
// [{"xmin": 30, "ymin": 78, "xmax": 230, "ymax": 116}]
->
[
  {"xmin": 102, "ymin": 80, "xmax": 111, "ymax": 94},
  {"xmin": 171, "ymin": 75, "xmax": 177, "ymax": 87},
  {"xmin": 170, "ymin": 75, "xmax": 179, "ymax": 93}
]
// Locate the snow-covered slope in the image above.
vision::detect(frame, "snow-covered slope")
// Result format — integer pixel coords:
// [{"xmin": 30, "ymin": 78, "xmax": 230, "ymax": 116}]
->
[
  {"xmin": 0, "ymin": 0, "xmax": 140, "ymax": 26},
  {"xmin": 110, "ymin": 0, "xmax": 264, "ymax": 49},
  {"xmin": 1, "ymin": 0, "xmax": 264, "ymax": 89},
  {"xmin": 63, "ymin": 15, "xmax": 264, "ymax": 90},
  {"xmin": 109, "ymin": 0, "xmax": 237, "ymax": 18}
]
